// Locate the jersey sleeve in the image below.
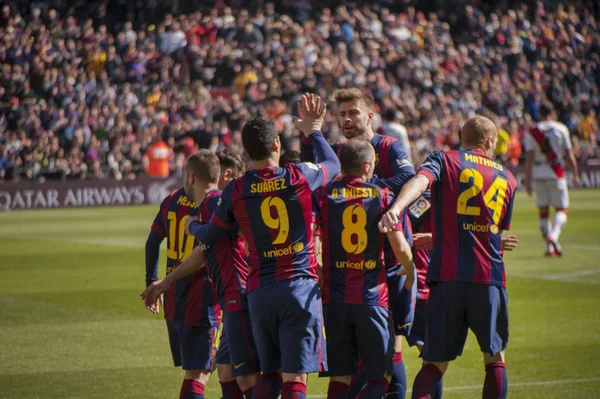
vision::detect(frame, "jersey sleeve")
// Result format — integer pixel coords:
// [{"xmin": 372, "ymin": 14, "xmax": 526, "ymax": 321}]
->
[
  {"xmin": 417, "ymin": 151, "xmax": 445, "ymax": 187},
  {"xmin": 371, "ymin": 140, "xmax": 416, "ymax": 193},
  {"xmin": 499, "ymin": 174, "xmax": 517, "ymax": 231},
  {"xmin": 296, "ymin": 162, "xmax": 330, "ymax": 191},
  {"xmin": 150, "ymin": 194, "xmax": 171, "ymax": 237},
  {"xmin": 562, "ymin": 125, "xmax": 572, "ymax": 150},
  {"xmin": 212, "ymin": 181, "xmax": 236, "ymax": 230},
  {"xmin": 523, "ymin": 131, "xmax": 535, "ymax": 152}
]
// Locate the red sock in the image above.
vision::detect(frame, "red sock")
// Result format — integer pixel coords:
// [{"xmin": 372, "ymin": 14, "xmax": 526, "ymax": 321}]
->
[
  {"xmin": 327, "ymin": 381, "xmax": 349, "ymax": 399},
  {"xmin": 394, "ymin": 352, "xmax": 403, "ymax": 364},
  {"xmin": 253, "ymin": 373, "xmax": 282, "ymax": 399},
  {"xmin": 221, "ymin": 380, "xmax": 244, "ymax": 399},
  {"xmin": 282, "ymin": 381, "xmax": 307, "ymax": 399},
  {"xmin": 180, "ymin": 379, "xmax": 205, "ymax": 399},
  {"xmin": 483, "ymin": 362, "xmax": 508, "ymax": 399},
  {"xmin": 412, "ymin": 364, "xmax": 443, "ymax": 399}
]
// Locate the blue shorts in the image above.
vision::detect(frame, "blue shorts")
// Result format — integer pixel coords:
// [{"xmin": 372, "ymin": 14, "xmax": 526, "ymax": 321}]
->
[
  {"xmin": 215, "ymin": 310, "xmax": 261, "ymax": 377},
  {"xmin": 166, "ymin": 320, "xmax": 221, "ymax": 370},
  {"xmin": 248, "ymin": 277, "xmax": 327, "ymax": 374},
  {"xmin": 323, "ymin": 303, "xmax": 393, "ymax": 379},
  {"xmin": 388, "ymin": 268, "xmax": 417, "ymax": 336},
  {"xmin": 423, "ymin": 282, "xmax": 509, "ymax": 362},
  {"xmin": 406, "ymin": 297, "xmax": 427, "ymax": 348}
]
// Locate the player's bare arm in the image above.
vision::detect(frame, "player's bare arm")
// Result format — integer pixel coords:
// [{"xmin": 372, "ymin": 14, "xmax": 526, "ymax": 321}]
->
[
  {"xmin": 566, "ymin": 148, "xmax": 580, "ymax": 187},
  {"xmin": 140, "ymin": 245, "xmax": 206, "ymax": 312},
  {"xmin": 386, "ymin": 230, "xmax": 415, "ymax": 290},
  {"xmin": 524, "ymin": 151, "xmax": 534, "ymax": 196},
  {"xmin": 379, "ymin": 174, "xmax": 430, "ymax": 233}
]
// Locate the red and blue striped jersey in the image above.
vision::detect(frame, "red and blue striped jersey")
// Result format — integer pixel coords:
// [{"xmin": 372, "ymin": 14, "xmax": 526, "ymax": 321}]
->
[
  {"xmin": 418, "ymin": 149, "xmax": 517, "ymax": 288},
  {"xmin": 318, "ymin": 176, "xmax": 409, "ymax": 306},
  {"xmin": 151, "ymin": 188, "xmax": 220, "ymax": 327},
  {"xmin": 408, "ymin": 193, "xmax": 433, "ymax": 300},
  {"xmin": 212, "ymin": 163, "xmax": 329, "ymax": 292},
  {"xmin": 198, "ymin": 189, "xmax": 249, "ymax": 314},
  {"xmin": 307, "ymin": 133, "xmax": 415, "ymax": 277}
]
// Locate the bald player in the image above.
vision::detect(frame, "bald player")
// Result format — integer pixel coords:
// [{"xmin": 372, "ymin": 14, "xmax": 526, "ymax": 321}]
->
[{"xmin": 379, "ymin": 116, "xmax": 517, "ymax": 399}]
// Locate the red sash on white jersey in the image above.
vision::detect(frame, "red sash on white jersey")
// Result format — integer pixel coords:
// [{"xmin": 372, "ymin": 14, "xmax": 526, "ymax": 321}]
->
[{"xmin": 529, "ymin": 127, "xmax": 565, "ymax": 178}]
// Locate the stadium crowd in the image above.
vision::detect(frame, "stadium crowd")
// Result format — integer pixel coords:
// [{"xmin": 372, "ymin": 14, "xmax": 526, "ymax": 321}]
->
[{"xmin": 0, "ymin": 0, "xmax": 598, "ymax": 182}]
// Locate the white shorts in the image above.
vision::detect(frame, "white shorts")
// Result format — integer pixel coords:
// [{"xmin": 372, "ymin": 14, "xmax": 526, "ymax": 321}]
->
[{"xmin": 534, "ymin": 179, "xmax": 569, "ymax": 209}]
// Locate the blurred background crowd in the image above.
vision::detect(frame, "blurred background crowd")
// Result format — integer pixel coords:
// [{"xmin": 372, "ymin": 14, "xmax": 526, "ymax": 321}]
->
[{"xmin": 0, "ymin": 0, "xmax": 598, "ymax": 182}]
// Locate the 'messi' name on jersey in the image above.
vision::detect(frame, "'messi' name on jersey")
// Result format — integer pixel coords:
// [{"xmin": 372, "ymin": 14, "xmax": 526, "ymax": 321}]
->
[
  {"xmin": 176, "ymin": 195, "xmax": 198, "ymax": 208},
  {"xmin": 251, "ymin": 179, "xmax": 288, "ymax": 193},
  {"xmin": 331, "ymin": 187, "xmax": 380, "ymax": 198},
  {"xmin": 464, "ymin": 153, "xmax": 504, "ymax": 172}
]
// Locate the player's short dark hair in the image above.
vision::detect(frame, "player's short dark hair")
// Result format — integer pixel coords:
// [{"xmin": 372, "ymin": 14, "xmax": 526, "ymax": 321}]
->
[
  {"xmin": 333, "ymin": 88, "xmax": 375, "ymax": 111},
  {"xmin": 217, "ymin": 147, "xmax": 247, "ymax": 178},
  {"xmin": 339, "ymin": 138, "xmax": 375, "ymax": 176},
  {"xmin": 242, "ymin": 117, "xmax": 279, "ymax": 161},
  {"xmin": 279, "ymin": 150, "xmax": 301, "ymax": 166},
  {"xmin": 186, "ymin": 149, "xmax": 220, "ymax": 183},
  {"xmin": 460, "ymin": 115, "xmax": 497, "ymax": 147},
  {"xmin": 539, "ymin": 102, "xmax": 554, "ymax": 119}
]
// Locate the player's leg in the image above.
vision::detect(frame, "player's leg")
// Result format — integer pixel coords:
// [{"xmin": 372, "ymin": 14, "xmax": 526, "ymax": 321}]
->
[
  {"xmin": 248, "ymin": 288, "xmax": 282, "ymax": 399},
  {"xmin": 534, "ymin": 181, "xmax": 554, "ymax": 255},
  {"xmin": 217, "ymin": 329, "xmax": 245, "ymax": 399},
  {"xmin": 177, "ymin": 323, "xmax": 220, "ymax": 399},
  {"xmin": 413, "ymin": 282, "xmax": 468, "ymax": 399},
  {"xmin": 387, "ymin": 270, "xmax": 417, "ymax": 399},
  {"xmin": 406, "ymin": 298, "xmax": 443, "ymax": 399},
  {"xmin": 356, "ymin": 305, "xmax": 394, "ymax": 399},
  {"xmin": 225, "ymin": 310, "xmax": 261, "ymax": 398},
  {"xmin": 548, "ymin": 179, "xmax": 570, "ymax": 256},
  {"xmin": 323, "ymin": 303, "xmax": 355, "ymax": 399},
  {"xmin": 277, "ymin": 278, "xmax": 327, "ymax": 399},
  {"xmin": 466, "ymin": 284, "xmax": 509, "ymax": 399}
]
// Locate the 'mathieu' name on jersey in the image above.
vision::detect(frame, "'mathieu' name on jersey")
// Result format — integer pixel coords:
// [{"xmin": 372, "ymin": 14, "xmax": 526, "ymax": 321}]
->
[{"xmin": 418, "ymin": 149, "xmax": 517, "ymax": 288}]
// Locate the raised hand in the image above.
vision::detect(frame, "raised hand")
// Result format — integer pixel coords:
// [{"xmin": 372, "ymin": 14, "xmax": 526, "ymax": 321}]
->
[{"xmin": 293, "ymin": 93, "xmax": 327, "ymax": 137}]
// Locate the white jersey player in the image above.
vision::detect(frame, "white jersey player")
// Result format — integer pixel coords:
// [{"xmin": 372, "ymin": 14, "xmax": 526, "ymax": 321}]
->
[{"xmin": 524, "ymin": 103, "xmax": 580, "ymax": 256}]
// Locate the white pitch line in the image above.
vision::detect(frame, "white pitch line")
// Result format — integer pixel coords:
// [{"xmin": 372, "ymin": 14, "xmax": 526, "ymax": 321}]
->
[
  {"xmin": 545, "ymin": 269, "xmax": 600, "ymax": 279},
  {"xmin": 306, "ymin": 377, "xmax": 600, "ymax": 397}
]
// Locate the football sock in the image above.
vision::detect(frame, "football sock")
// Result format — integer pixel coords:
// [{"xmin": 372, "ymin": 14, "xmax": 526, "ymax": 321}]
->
[
  {"xmin": 483, "ymin": 362, "xmax": 507, "ymax": 399},
  {"xmin": 327, "ymin": 381, "xmax": 349, "ymax": 399},
  {"xmin": 387, "ymin": 352, "xmax": 407, "ymax": 399},
  {"xmin": 411, "ymin": 363, "xmax": 443, "ymax": 399},
  {"xmin": 431, "ymin": 378, "xmax": 443, "ymax": 399},
  {"xmin": 221, "ymin": 380, "xmax": 244, "ymax": 399},
  {"xmin": 362, "ymin": 378, "xmax": 389, "ymax": 399},
  {"xmin": 180, "ymin": 379, "xmax": 205, "ymax": 399},
  {"xmin": 253, "ymin": 373, "xmax": 281, "ymax": 399},
  {"xmin": 346, "ymin": 360, "xmax": 367, "ymax": 399},
  {"xmin": 551, "ymin": 210, "xmax": 568, "ymax": 241},
  {"xmin": 282, "ymin": 381, "xmax": 307, "ymax": 399},
  {"xmin": 538, "ymin": 212, "xmax": 552, "ymax": 252}
]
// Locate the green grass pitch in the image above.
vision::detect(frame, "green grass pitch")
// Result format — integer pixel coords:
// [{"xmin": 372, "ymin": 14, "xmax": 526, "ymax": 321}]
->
[{"xmin": 0, "ymin": 191, "xmax": 599, "ymax": 398}]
